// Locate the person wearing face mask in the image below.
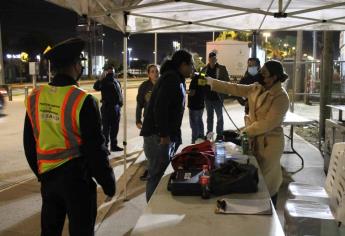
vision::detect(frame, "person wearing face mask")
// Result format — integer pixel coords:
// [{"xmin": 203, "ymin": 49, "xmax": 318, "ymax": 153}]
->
[
  {"xmin": 23, "ymin": 38, "xmax": 116, "ymax": 235},
  {"xmin": 205, "ymin": 60, "xmax": 289, "ymax": 207},
  {"xmin": 94, "ymin": 64, "xmax": 124, "ymax": 152},
  {"xmin": 237, "ymin": 58, "xmax": 262, "ymax": 114},
  {"xmin": 136, "ymin": 64, "xmax": 159, "ymax": 181}
]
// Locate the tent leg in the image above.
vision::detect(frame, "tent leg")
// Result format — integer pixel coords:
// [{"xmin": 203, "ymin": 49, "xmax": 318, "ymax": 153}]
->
[{"xmin": 123, "ymin": 35, "xmax": 128, "ymax": 201}]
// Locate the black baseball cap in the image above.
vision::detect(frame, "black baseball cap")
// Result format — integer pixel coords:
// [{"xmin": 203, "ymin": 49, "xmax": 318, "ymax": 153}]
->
[{"xmin": 208, "ymin": 51, "xmax": 217, "ymax": 58}]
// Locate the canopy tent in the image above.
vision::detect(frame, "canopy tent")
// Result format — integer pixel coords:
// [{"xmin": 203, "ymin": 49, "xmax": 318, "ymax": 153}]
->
[
  {"xmin": 45, "ymin": 0, "xmax": 345, "ymax": 199},
  {"xmin": 46, "ymin": 0, "xmax": 345, "ymax": 32}
]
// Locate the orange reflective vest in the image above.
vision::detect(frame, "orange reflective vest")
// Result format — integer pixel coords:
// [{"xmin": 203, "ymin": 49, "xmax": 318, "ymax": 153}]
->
[{"xmin": 25, "ymin": 85, "xmax": 88, "ymax": 174}]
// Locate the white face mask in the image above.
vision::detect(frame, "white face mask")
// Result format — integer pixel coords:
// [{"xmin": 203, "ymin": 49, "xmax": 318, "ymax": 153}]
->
[{"xmin": 248, "ymin": 66, "xmax": 258, "ymax": 76}]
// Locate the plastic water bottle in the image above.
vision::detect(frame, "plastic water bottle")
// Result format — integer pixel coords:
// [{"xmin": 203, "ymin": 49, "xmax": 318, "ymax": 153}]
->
[
  {"xmin": 215, "ymin": 141, "xmax": 226, "ymax": 168},
  {"xmin": 241, "ymin": 132, "xmax": 250, "ymax": 155}
]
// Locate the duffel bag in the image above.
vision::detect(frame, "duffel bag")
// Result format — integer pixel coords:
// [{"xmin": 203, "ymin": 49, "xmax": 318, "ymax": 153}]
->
[
  {"xmin": 210, "ymin": 159, "xmax": 258, "ymax": 196},
  {"xmin": 171, "ymin": 151, "xmax": 214, "ymax": 171}
]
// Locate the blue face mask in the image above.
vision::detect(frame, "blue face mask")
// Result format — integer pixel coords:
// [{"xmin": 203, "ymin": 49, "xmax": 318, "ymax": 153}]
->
[{"xmin": 248, "ymin": 66, "xmax": 258, "ymax": 76}]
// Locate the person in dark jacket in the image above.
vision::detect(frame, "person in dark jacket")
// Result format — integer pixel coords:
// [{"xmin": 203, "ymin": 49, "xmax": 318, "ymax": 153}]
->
[
  {"xmin": 188, "ymin": 72, "xmax": 206, "ymax": 143},
  {"xmin": 237, "ymin": 57, "xmax": 263, "ymax": 114},
  {"xmin": 136, "ymin": 64, "xmax": 159, "ymax": 181},
  {"xmin": 23, "ymin": 38, "xmax": 115, "ymax": 236},
  {"xmin": 141, "ymin": 50, "xmax": 194, "ymax": 201},
  {"xmin": 201, "ymin": 51, "xmax": 230, "ymax": 140},
  {"xmin": 94, "ymin": 65, "xmax": 123, "ymax": 152}
]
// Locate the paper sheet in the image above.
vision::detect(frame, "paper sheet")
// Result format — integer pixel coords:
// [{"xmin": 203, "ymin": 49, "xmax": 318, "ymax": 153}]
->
[{"xmin": 215, "ymin": 198, "xmax": 272, "ymax": 215}]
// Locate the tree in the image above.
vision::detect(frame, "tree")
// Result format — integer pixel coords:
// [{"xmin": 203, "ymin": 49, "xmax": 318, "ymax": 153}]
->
[{"xmin": 216, "ymin": 31, "xmax": 251, "ymax": 42}]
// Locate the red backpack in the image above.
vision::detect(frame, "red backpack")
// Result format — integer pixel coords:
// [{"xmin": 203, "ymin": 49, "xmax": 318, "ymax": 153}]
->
[{"xmin": 171, "ymin": 140, "xmax": 215, "ymax": 171}]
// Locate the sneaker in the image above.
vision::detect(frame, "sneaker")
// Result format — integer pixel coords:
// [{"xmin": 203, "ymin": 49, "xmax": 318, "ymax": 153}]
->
[
  {"xmin": 140, "ymin": 170, "xmax": 149, "ymax": 181},
  {"xmin": 110, "ymin": 146, "xmax": 124, "ymax": 152}
]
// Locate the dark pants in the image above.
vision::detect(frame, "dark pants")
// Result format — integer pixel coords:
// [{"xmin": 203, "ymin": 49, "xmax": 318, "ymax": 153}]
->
[
  {"xmin": 189, "ymin": 108, "xmax": 204, "ymax": 143},
  {"xmin": 101, "ymin": 104, "xmax": 120, "ymax": 149},
  {"xmin": 205, "ymin": 99, "xmax": 224, "ymax": 136},
  {"xmin": 40, "ymin": 161, "xmax": 97, "ymax": 236},
  {"xmin": 144, "ymin": 135, "xmax": 176, "ymax": 202}
]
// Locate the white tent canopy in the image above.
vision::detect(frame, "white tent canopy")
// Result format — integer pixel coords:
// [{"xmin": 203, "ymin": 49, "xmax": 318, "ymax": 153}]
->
[{"xmin": 47, "ymin": 0, "xmax": 345, "ymax": 33}]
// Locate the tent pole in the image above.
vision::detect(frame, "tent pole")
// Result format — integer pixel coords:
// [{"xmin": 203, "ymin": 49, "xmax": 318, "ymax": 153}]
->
[
  {"xmin": 123, "ymin": 35, "xmax": 128, "ymax": 201},
  {"xmin": 251, "ymin": 31, "xmax": 257, "ymax": 58},
  {"xmin": 212, "ymin": 32, "xmax": 215, "ymax": 42},
  {"xmin": 154, "ymin": 33, "xmax": 157, "ymax": 64},
  {"xmin": 319, "ymin": 31, "xmax": 333, "ymax": 140}
]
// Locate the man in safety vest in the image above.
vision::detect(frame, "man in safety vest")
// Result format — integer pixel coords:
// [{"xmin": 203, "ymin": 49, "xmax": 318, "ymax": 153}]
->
[{"xmin": 23, "ymin": 37, "xmax": 116, "ymax": 236}]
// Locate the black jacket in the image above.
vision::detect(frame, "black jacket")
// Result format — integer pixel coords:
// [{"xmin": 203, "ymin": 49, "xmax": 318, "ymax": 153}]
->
[
  {"xmin": 202, "ymin": 63, "xmax": 230, "ymax": 101},
  {"xmin": 188, "ymin": 74, "xmax": 205, "ymax": 110},
  {"xmin": 237, "ymin": 72, "xmax": 263, "ymax": 114},
  {"xmin": 94, "ymin": 72, "xmax": 123, "ymax": 107},
  {"xmin": 239, "ymin": 72, "xmax": 263, "ymax": 85},
  {"xmin": 23, "ymin": 74, "xmax": 116, "ymax": 197},
  {"xmin": 136, "ymin": 79, "xmax": 154, "ymax": 124},
  {"xmin": 140, "ymin": 61, "xmax": 186, "ymax": 142}
]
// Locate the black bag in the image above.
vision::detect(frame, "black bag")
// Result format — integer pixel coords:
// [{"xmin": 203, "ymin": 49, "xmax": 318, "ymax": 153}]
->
[
  {"xmin": 222, "ymin": 130, "xmax": 241, "ymax": 146},
  {"xmin": 210, "ymin": 159, "xmax": 258, "ymax": 196},
  {"xmin": 167, "ymin": 170, "xmax": 203, "ymax": 196}
]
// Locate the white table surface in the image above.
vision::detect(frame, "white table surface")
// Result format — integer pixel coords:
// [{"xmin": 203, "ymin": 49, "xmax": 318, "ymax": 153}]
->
[
  {"xmin": 283, "ymin": 111, "xmax": 314, "ymax": 126},
  {"xmin": 326, "ymin": 105, "xmax": 345, "ymax": 111},
  {"xmin": 131, "ymin": 156, "xmax": 285, "ymax": 236}
]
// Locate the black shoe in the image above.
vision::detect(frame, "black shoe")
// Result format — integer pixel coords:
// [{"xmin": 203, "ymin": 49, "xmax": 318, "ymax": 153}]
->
[
  {"xmin": 140, "ymin": 170, "xmax": 149, "ymax": 181},
  {"xmin": 111, "ymin": 146, "xmax": 124, "ymax": 152}
]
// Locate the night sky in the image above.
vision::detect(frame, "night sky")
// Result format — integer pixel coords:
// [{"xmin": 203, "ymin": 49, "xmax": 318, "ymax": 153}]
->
[
  {"xmin": 0, "ymin": 0, "xmax": 341, "ymax": 64},
  {"xmin": 0, "ymin": 0, "xmax": 214, "ymax": 63}
]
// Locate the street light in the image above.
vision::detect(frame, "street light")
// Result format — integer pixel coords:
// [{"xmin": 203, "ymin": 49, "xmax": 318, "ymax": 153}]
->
[
  {"xmin": 263, "ymin": 32, "xmax": 271, "ymax": 43},
  {"xmin": 172, "ymin": 41, "xmax": 180, "ymax": 51}
]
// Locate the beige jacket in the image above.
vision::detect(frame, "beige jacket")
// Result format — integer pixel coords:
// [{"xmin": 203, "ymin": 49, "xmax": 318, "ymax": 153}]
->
[{"xmin": 212, "ymin": 80, "xmax": 289, "ymax": 195}]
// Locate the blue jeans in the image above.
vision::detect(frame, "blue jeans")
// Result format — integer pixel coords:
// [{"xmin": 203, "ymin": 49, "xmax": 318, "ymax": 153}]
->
[
  {"xmin": 144, "ymin": 135, "xmax": 176, "ymax": 202},
  {"xmin": 205, "ymin": 99, "xmax": 224, "ymax": 136},
  {"xmin": 189, "ymin": 109, "xmax": 204, "ymax": 143}
]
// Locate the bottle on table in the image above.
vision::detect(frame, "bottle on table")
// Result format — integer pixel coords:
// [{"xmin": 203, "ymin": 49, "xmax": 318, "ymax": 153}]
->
[
  {"xmin": 215, "ymin": 140, "xmax": 226, "ymax": 168},
  {"xmin": 241, "ymin": 132, "xmax": 250, "ymax": 155},
  {"xmin": 200, "ymin": 165, "xmax": 211, "ymax": 199}
]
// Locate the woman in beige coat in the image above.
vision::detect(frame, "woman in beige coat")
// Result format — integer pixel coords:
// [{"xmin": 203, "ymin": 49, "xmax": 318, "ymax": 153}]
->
[{"xmin": 206, "ymin": 60, "xmax": 289, "ymax": 206}]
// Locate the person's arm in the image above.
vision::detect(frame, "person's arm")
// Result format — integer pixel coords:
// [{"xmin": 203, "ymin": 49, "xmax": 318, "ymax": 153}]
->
[
  {"xmin": 93, "ymin": 79, "xmax": 102, "ymax": 91},
  {"xmin": 222, "ymin": 66, "xmax": 230, "ymax": 82},
  {"xmin": 208, "ymin": 78, "xmax": 258, "ymax": 98},
  {"xmin": 154, "ymin": 75, "xmax": 175, "ymax": 140},
  {"xmin": 243, "ymin": 94, "xmax": 289, "ymax": 137},
  {"xmin": 23, "ymin": 114, "xmax": 39, "ymax": 179},
  {"xmin": 136, "ymin": 83, "xmax": 145, "ymax": 127},
  {"xmin": 80, "ymin": 95, "xmax": 116, "ymax": 197}
]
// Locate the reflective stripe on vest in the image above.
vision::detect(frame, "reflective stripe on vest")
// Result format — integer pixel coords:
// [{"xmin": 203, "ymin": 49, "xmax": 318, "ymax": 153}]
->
[{"xmin": 25, "ymin": 85, "xmax": 88, "ymax": 174}]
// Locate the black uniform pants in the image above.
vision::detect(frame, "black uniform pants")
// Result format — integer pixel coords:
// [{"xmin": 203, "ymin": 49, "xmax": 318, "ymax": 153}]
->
[
  {"xmin": 40, "ymin": 164, "xmax": 97, "ymax": 236},
  {"xmin": 101, "ymin": 104, "xmax": 121, "ymax": 149}
]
